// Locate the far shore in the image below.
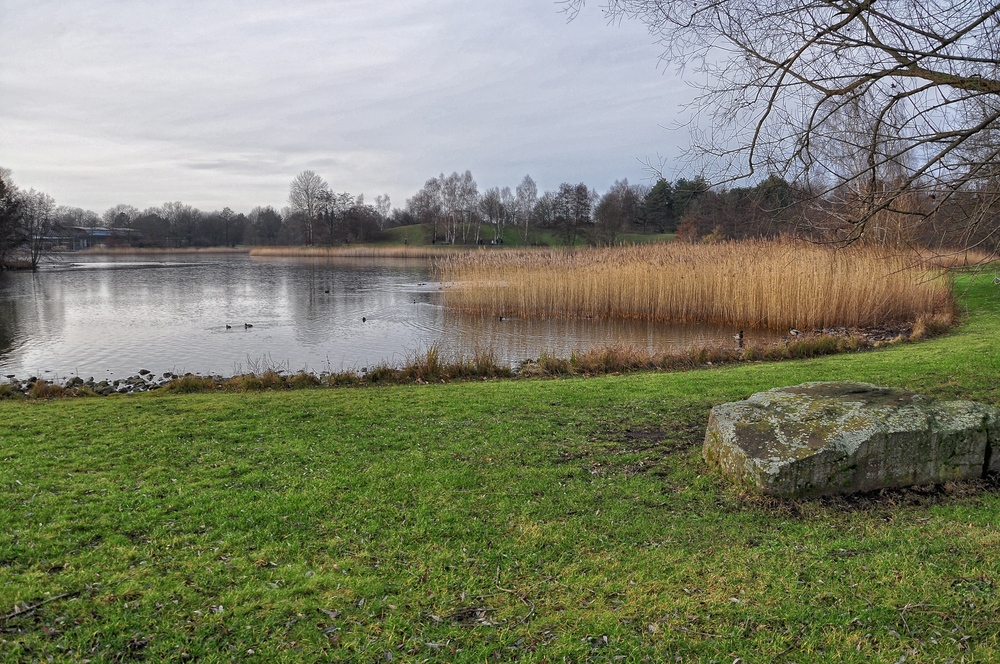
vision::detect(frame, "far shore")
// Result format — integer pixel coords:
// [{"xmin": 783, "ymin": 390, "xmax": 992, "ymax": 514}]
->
[{"xmin": 78, "ymin": 246, "xmax": 250, "ymax": 255}]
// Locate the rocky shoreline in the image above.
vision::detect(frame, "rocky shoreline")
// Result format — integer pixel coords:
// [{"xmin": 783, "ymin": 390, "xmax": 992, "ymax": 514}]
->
[
  {"xmin": 0, "ymin": 320, "xmax": 939, "ymax": 398},
  {"xmin": 1, "ymin": 370, "xmax": 209, "ymax": 396}
]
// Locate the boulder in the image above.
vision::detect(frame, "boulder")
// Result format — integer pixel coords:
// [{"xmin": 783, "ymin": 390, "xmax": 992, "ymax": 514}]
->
[{"xmin": 704, "ymin": 381, "xmax": 1000, "ymax": 498}]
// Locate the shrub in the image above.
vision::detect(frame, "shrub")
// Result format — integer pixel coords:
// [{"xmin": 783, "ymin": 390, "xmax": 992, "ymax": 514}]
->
[
  {"xmin": 28, "ymin": 380, "xmax": 68, "ymax": 399},
  {"xmin": 0, "ymin": 383, "xmax": 22, "ymax": 399},
  {"xmin": 911, "ymin": 311, "xmax": 956, "ymax": 340},
  {"xmin": 287, "ymin": 371, "xmax": 321, "ymax": 389},
  {"xmin": 164, "ymin": 375, "xmax": 217, "ymax": 393}
]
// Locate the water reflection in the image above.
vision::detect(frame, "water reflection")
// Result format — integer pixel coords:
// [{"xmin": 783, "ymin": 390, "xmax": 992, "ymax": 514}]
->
[
  {"xmin": 0, "ymin": 254, "xmax": 782, "ymax": 380},
  {"xmin": 438, "ymin": 312, "xmax": 749, "ymax": 365}
]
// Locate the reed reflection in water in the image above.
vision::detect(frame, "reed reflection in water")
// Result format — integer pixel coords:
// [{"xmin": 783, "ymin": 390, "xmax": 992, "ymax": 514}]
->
[
  {"xmin": 0, "ymin": 254, "xmax": 781, "ymax": 380},
  {"xmin": 436, "ymin": 312, "xmax": 761, "ymax": 365}
]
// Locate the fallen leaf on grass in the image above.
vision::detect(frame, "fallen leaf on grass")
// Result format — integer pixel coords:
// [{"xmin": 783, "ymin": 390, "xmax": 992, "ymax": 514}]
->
[{"xmin": 318, "ymin": 608, "xmax": 341, "ymax": 620}]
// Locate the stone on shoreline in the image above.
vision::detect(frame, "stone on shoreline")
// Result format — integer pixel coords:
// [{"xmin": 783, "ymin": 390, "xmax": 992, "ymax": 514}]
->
[{"xmin": 704, "ymin": 381, "xmax": 1000, "ymax": 498}]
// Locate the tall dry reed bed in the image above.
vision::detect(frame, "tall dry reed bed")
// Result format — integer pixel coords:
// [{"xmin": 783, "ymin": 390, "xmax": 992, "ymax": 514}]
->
[{"xmin": 438, "ymin": 240, "xmax": 954, "ymax": 330}]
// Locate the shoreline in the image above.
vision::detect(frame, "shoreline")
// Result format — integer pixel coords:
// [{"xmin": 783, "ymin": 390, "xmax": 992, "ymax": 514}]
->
[
  {"xmin": 0, "ymin": 321, "xmax": 945, "ymax": 398},
  {"xmin": 79, "ymin": 246, "xmax": 250, "ymax": 255}
]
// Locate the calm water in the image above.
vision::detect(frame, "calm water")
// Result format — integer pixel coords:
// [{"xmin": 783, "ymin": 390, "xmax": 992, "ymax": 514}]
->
[{"xmin": 0, "ymin": 254, "xmax": 778, "ymax": 380}]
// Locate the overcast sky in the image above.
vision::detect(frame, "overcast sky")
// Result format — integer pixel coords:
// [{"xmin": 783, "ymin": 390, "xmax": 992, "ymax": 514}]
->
[{"xmin": 0, "ymin": 0, "xmax": 696, "ymax": 214}]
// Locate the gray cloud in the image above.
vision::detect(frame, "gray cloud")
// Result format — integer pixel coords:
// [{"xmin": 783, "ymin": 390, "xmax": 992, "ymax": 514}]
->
[{"xmin": 0, "ymin": 0, "xmax": 696, "ymax": 213}]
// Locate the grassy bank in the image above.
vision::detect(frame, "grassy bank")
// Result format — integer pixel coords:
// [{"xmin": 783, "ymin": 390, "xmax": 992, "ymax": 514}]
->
[
  {"xmin": 1, "ymin": 275, "xmax": 999, "ymax": 662},
  {"xmin": 440, "ymin": 240, "xmax": 955, "ymax": 330}
]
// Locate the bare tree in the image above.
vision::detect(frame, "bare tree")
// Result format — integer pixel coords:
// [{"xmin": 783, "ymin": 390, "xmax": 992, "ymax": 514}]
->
[
  {"xmin": 516, "ymin": 175, "xmax": 538, "ymax": 243},
  {"xmin": 316, "ymin": 190, "xmax": 355, "ymax": 244},
  {"xmin": 457, "ymin": 171, "xmax": 480, "ymax": 244},
  {"xmin": 407, "ymin": 177, "xmax": 444, "ymax": 243},
  {"xmin": 441, "ymin": 172, "xmax": 462, "ymax": 244},
  {"xmin": 594, "ymin": 179, "xmax": 646, "ymax": 245},
  {"xmin": 496, "ymin": 187, "xmax": 515, "ymax": 243},
  {"xmin": 567, "ymin": 0, "xmax": 1000, "ymax": 250},
  {"xmin": 533, "ymin": 191, "xmax": 558, "ymax": 231},
  {"xmin": 20, "ymin": 189, "xmax": 56, "ymax": 269},
  {"xmin": 288, "ymin": 170, "xmax": 330, "ymax": 245},
  {"xmin": 479, "ymin": 187, "xmax": 503, "ymax": 244},
  {"xmin": 102, "ymin": 204, "xmax": 140, "ymax": 232},
  {"xmin": 55, "ymin": 206, "xmax": 100, "ymax": 231},
  {"xmin": 374, "ymin": 194, "xmax": 391, "ymax": 230},
  {"xmin": 160, "ymin": 201, "xmax": 201, "ymax": 247},
  {"xmin": 554, "ymin": 182, "xmax": 595, "ymax": 244},
  {"xmin": 218, "ymin": 207, "xmax": 239, "ymax": 247}
]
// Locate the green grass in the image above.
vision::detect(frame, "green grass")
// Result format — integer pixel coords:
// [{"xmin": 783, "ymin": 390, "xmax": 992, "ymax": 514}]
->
[
  {"xmin": 2, "ymin": 275, "xmax": 999, "ymax": 662},
  {"xmin": 382, "ymin": 224, "xmax": 428, "ymax": 246}
]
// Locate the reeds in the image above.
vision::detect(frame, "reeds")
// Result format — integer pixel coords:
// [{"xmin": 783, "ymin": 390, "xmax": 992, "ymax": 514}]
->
[
  {"xmin": 911, "ymin": 248, "xmax": 997, "ymax": 270},
  {"xmin": 438, "ymin": 240, "xmax": 954, "ymax": 330},
  {"xmin": 249, "ymin": 245, "xmax": 473, "ymax": 260},
  {"xmin": 157, "ymin": 348, "xmax": 514, "ymax": 392},
  {"xmin": 520, "ymin": 335, "xmax": 866, "ymax": 377}
]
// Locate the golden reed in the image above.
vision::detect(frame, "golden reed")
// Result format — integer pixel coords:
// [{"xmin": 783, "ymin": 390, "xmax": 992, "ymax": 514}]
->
[
  {"xmin": 911, "ymin": 248, "xmax": 997, "ymax": 270},
  {"xmin": 438, "ymin": 240, "xmax": 954, "ymax": 330}
]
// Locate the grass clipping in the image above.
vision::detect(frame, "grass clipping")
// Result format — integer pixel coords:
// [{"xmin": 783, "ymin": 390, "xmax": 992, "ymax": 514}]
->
[{"xmin": 438, "ymin": 239, "xmax": 954, "ymax": 330}]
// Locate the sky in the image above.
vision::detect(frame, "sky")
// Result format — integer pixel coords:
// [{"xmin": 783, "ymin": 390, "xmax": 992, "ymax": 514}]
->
[{"xmin": 0, "ymin": 0, "xmax": 697, "ymax": 215}]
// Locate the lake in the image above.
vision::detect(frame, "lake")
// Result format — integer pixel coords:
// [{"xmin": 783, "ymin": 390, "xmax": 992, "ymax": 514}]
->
[{"xmin": 0, "ymin": 254, "xmax": 778, "ymax": 381}]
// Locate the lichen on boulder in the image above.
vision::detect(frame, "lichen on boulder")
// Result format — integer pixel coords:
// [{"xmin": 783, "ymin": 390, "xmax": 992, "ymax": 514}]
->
[{"xmin": 704, "ymin": 382, "xmax": 1000, "ymax": 498}]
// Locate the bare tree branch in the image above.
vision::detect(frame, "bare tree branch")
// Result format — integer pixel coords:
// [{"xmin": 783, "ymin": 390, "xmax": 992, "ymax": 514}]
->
[{"xmin": 567, "ymin": 0, "xmax": 1000, "ymax": 250}]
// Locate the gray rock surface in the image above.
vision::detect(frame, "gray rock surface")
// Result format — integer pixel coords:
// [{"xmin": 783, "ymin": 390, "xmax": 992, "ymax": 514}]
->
[{"xmin": 704, "ymin": 381, "xmax": 1000, "ymax": 498}]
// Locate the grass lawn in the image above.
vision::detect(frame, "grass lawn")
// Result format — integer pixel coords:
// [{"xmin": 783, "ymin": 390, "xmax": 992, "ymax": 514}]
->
[{"xmin": 2, "ymin": 275, "xmax": 999, "ymax": 662}]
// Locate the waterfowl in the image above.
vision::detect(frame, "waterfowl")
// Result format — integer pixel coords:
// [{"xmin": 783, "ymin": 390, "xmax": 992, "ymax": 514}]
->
[
  {"xmin": 362, "ymin": 317, "xmax": 366, "ymax": 323},
  {"xmin": 245, "ymin": 323, "xmax": 253, "ymax": 329},
  {"xmin": 225, "ymin": 324, "xmax": 232, "ymax": 330},
  {"xmin": 790, "ymin": 328, "xmax": 800, "ymax": 337}
]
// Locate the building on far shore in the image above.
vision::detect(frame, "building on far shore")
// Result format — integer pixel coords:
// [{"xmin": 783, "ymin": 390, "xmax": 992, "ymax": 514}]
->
[{"xmin": 42, "ymin": 225, "xmax": 142, "ymax": 251}]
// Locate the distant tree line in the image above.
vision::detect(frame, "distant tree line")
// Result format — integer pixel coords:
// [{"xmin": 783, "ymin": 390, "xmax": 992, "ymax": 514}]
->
[
  {"xmin": 2, "ymin": 162, "xmax": 996, "ymax": 270},
  {"xmin": 401, "ymin": 170, "xmax": 798, "ymax": 246}
]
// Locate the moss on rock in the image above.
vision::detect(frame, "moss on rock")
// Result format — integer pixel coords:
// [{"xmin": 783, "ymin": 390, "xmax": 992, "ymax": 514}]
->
[{"xmin": 704, "ymin": 381, "xmax": 1000, "ymax": 498}]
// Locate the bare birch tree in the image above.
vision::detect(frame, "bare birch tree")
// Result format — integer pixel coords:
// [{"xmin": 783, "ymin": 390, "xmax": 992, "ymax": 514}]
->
[
  {"xmin": 516, "ymin": 175, "xmax": 538, "ymax": 243},
  {"xmin": 457, "ymin": 171, "xmax": 480, "ymax": 244},
  {"xmin": 374, "ymin": 194, "xmax": 391, "ymax": 230}
]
